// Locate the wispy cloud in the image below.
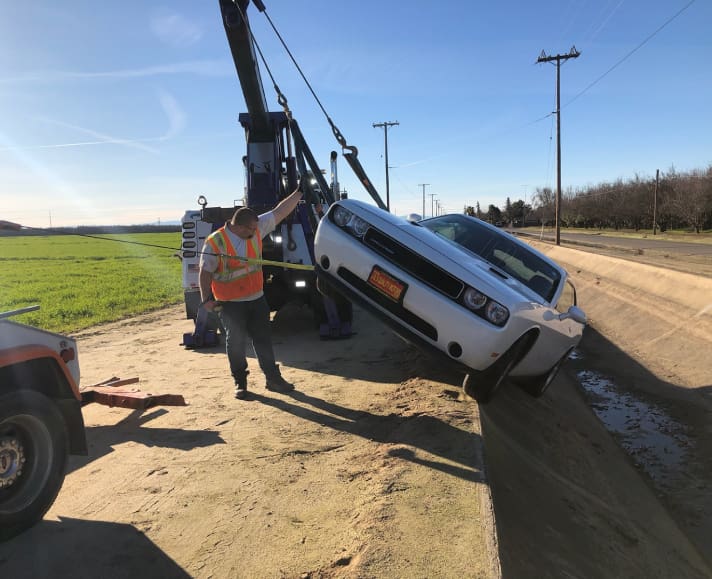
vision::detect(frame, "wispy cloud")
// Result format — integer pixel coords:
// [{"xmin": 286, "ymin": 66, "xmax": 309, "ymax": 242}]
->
[
  {"xmin": 0, "ymin": 60, "xmax": 229, "ymax": 83},
  {"xmin": 157, "ymin": 90, "xmax": 186, "ymax": 140},
  {"xmin": 32, "ymin": 118, "xmax": 161, "ymax": 153},
  {"xmin": 151, "ymin": 9, "xmax": 203, "ymax": 47},
  {"xmin": 0, "ymin": 89, "xmax": 186, "ymax": 153}
]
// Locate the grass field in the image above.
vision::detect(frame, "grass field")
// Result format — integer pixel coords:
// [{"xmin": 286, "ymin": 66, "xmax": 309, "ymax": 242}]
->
[{"xmin": 0, "ymin": 232, "xmax": 184, "ymax": 334}]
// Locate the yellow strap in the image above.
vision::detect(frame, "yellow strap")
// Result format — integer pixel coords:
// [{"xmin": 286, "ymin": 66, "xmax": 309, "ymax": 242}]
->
[{"xmin": 216, "ymin": 254, "xmax": 315, "ymax": 271}]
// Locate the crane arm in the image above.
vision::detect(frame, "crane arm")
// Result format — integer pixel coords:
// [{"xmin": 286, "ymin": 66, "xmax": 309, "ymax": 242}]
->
[{"xmin": 219, "ymin": 0, "xmax": 271, "ymax": 141}]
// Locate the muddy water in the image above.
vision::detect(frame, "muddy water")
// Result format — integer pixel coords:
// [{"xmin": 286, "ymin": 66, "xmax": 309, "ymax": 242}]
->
[{"xmin": 576, "ymin": 368, "xmax": 693, "ymax": 484}]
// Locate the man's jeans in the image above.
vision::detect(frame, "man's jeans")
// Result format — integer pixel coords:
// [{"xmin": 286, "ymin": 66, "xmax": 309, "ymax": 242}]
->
[{"xmin": 218, "ymin": 296, "xmax": 280, "ymax": 384}]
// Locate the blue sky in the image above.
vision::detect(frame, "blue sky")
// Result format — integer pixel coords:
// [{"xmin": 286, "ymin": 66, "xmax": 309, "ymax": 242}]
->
[{"xmin": 1, "ymin": 0, "xmax": 710, "ymax": 227}]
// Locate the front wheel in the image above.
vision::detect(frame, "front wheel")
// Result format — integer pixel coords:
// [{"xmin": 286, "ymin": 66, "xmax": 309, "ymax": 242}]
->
[
  {"xmin": 0, "ymin": 390, "xmax": 69, "ymax": 541},
  {"xmin": 463, "ymin": 334, "xmax": 534, "ymax": 403}
]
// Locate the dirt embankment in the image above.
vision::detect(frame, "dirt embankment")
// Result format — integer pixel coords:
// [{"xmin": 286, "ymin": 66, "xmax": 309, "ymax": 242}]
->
[{"xmin": 0, "ymin": 305, "xmax": 501, "ymax": 579}]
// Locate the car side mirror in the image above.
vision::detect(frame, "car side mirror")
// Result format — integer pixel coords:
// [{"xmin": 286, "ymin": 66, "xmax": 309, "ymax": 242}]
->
[
  {"xmin": 558, "ymin": 305, "xmax": 587, "ymax": 325},
  {"xmin": 406, "ymin": 213, "xmax": 422, "ymax": 223}
]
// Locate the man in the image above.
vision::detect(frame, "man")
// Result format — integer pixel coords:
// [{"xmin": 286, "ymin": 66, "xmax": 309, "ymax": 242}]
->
[{"xmin": 199, "ymin": 186, "xmax": 303, "ymax": 399}]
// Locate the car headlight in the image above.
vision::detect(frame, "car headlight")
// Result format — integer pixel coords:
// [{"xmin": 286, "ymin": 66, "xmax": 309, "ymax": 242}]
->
[
  {"xmin": 350, "ymin": 216, "xmax": 370, "ymax": 237},
  {"xmin": 333, "ymin": 206, "xmax": 353, "ymax": 227},
  {"xmin": 463, "ymin": 288, "xmax": 487, "ymax": 310},
  {"xmin": 485, "ymin": 301, "xmax": 509, "ymax": 326}
]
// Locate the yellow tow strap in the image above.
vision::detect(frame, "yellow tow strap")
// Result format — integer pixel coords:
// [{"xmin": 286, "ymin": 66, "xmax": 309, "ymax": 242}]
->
[{"xmin": 220, "ymin": 254, "xmax": 315, "ymax": 271}]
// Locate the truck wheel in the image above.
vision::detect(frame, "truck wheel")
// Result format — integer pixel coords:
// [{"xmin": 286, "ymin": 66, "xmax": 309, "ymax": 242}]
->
[
  {"xmin": 0, "ymin": 391, "xmax": 69, "ymax": 541},
  {"xmin": 463, "ymin": 334, "xmax": 534, "ymax": 403}
]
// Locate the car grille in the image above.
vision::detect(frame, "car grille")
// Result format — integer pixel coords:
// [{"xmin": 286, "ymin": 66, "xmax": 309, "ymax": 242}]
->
[
  {"xmin": 337, "ymin": 267, "xmax": 438, "ymax": 341},
  {"xmin": 363, "ymin": 228, "xmax": 464, "ymax": 299}
]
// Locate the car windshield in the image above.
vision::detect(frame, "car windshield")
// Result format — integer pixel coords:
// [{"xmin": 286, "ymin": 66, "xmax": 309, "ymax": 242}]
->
[{"xmin": 420, "ymin": 214, "xmax": 561, "ymax": 302}]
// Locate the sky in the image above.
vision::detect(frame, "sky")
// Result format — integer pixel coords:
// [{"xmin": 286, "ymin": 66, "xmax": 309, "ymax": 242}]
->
[{"xmin": 1, "ymin": 0, "xmax": 710, "ymax": 228}]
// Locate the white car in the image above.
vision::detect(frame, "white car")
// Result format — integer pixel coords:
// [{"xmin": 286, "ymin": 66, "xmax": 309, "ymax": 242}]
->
[{"xmin": 314, "ymin": 200, "xmax": 586, "ymax": 402}]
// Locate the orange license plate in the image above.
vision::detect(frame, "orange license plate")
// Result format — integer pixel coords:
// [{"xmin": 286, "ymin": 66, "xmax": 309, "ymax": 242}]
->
[{"xmin": 367, "ymin": 266, "xmax": 406, "ymax": 302}]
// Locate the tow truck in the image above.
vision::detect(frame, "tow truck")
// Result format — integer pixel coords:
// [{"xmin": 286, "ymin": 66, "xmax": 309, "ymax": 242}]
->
[
  {"xmin": 180, "ymin": 0, "xmax": 388, "ymax": 345},
  {"xmin": 0, "ymin": 305, "xmax": 186, "ymax": 540},
  {"xmin": 0, "ymin": 307, "xmax": 87, "ymax": 540}
]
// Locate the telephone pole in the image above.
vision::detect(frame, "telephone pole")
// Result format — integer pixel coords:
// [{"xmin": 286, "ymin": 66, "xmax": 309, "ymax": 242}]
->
[
  {"xmin": 419, "ymin": 183, "xmax": 430, "ymax": 217},
  {"xmin": 537, "ymin": 46, "xmax": 580, "ymax": 245},
  {"xmin": 653, "ymin": 168, "xmax": 660, "ymax": 235},
  {"xmin": 428, "ymin": 193, "xmax": 437, "ymax": 217},
  {"xmin": 373, "ymin": 121, "xmax": 399, "ymax": 212}
]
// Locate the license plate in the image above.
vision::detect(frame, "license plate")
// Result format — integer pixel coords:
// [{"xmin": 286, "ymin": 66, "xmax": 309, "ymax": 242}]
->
[{"xmin": 367, "ymin": 266, "xmax": 406, "ymax": 302}]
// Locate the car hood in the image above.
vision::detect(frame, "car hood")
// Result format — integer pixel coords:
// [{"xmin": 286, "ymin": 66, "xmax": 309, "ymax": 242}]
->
[{"xmin": 331, "ymin": 200, "xmax": 561, "ymax": 306}]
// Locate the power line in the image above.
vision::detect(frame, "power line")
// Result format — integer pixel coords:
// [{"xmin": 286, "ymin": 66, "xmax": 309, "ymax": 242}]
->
[{"xmin": 565, "ymin": 0, "xmax": 697, "ymax": 108}]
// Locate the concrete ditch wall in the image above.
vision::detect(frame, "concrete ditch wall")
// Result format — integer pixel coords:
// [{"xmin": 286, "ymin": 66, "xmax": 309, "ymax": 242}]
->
[{"xmin": 528, "ymin": 241, "xmax": 712, "ymax": 390}]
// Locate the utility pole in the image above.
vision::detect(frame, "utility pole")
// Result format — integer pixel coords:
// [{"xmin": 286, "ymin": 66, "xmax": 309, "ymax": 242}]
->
[
  {"xmin": 373, "ymin": 121, "xmax": 399, "ymax": 212},
  {"xmin": 419, "ymin": 183, "xmax": 430, "ymax": 217},
  {"xmin": 537, "ymin": 46, "xmax": 580, "ymax": 245},
  {"xmin": 428, "ymin": 193, "xmax": 437, "ymax": 218},
  {"xmin": 653, "ymin": 168, "xmax": 660, "ymax": 235}
]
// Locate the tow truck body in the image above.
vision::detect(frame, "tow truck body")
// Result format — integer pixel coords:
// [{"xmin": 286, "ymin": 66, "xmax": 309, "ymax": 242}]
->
[
  {"xmin": 1, "ymin": 306, "xmax": 185, "ymax": 540},
  {"xmin": 180, "ymin": 0, "xmax": 385, "ymax": 343},
  {"xmin": 0, "ymin": 307, "xmax": 86, "ymax": 540}
]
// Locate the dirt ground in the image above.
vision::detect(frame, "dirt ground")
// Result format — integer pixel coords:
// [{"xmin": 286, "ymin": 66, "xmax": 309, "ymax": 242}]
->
[
  {"xmin": 1, "ymin": 243, "xmax": 711, "ymax": 578},
  {"xmin": 1, "ymin": 304, "xmax": 500, "ymax": 578}
]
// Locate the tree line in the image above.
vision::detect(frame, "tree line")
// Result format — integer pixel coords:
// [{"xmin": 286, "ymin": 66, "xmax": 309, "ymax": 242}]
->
[{"xmin": 465, "ymin": 165, "xmax": 712, "ymax": 233}]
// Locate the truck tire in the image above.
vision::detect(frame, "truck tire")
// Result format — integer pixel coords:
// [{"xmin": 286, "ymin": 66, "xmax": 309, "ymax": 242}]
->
[{"xmin": 0, "ymin": 390, "xmax": 69, "ymax": 541}]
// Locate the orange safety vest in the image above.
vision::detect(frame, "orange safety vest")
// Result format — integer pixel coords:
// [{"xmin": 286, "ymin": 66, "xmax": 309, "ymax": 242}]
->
[{"xmin": 205, "ymin": 226, "xmax": 263, "ymax": 300}]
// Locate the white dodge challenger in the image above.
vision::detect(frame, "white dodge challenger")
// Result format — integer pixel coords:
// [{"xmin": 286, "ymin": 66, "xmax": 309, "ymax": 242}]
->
[{"xmin": 314, "ymin": 199, "xmax": 587, "ymax": 403}]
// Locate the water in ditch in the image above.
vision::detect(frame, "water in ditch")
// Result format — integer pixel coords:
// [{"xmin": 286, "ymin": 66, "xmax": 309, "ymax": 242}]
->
[{"xmin": 575, "ymin": 366, "xmax": 693, "ymax": 486}]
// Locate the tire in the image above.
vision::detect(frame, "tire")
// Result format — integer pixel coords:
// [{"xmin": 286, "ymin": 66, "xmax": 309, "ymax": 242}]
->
[
  {"xmin": 462, "ymin": 334, "xmax": 535, "ymax": 404},
  {"xmin": 517, "ymin": 348, "xmax": 574, "ymax": 398},
  {"xmin": 0, "ymin": 390, "xmax": 69, "ymax": 541}
]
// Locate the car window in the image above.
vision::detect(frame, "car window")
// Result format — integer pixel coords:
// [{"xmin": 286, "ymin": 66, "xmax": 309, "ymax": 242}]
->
[
  {"xmin": 421, "ymin": 214, "xmax": 561, "ymax": 302},
  {"xmin": 556, "ymin": 280, "xmax": 577, "ymax": 313}
]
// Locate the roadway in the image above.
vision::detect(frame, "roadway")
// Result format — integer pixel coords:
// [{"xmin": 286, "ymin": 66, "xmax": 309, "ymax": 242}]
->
[{"xmin": 512, "ymin": 228, "xmax": 712, "ymax": 256}]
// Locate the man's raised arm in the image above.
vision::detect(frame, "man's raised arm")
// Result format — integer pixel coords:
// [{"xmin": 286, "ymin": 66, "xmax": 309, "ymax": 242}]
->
[{"xmin": 272, "ymin": 187, "xmax": 303, "ymax": 225}]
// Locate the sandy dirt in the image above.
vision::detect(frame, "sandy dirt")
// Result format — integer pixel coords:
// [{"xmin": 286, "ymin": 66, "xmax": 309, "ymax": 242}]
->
[
  {"xmin": 0, "ymin": 304, "xmax": 499, "ymax": 579},
  {"xmin": 1, "ymin": 243, "xmax": 711, "ymax": 578}
]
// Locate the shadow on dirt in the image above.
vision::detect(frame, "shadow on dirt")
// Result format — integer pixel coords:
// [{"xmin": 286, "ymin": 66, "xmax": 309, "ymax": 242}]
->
[
  {"xmin": 0, "ymin": 516, "xmax": 190, "ymax": 578},
  {"xmin": 249, "ymin": 390, "xmax": 484, "ymax": 484},
  {"xmin": 67, "ymin": 408, "xmax": 225, "ymax": 474},
  {"xmin": 482, "ymin": 326, "xmax": 712, "ymax": 579},
  {"xmin": 187, "ymin": 303, "xmax": 470, "ymax": 387},
  {"xmin": 267, "ymin": 305, "xmax": 430, "ymax": 384}
]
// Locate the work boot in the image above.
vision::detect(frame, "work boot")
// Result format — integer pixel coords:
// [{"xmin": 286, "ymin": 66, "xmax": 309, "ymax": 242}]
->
[
  {"xmin": 234, "ymin": 371, "xmax": 249, "ymax": 399},
  {"xmin": 265, "ymin": 374, "xmax": 295, "ymax": 393}
]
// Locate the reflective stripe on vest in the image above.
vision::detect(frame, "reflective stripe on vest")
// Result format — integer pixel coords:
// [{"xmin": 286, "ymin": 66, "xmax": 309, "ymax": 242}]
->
[{"xmin": 205, "ymin": 226, "xmax": 263, "ymax": 300}]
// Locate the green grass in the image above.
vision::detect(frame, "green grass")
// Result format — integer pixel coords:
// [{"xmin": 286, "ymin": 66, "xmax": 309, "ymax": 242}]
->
[{"xmin": 0, "ymin": 233, "xmax": 184, "ymax": 334}]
